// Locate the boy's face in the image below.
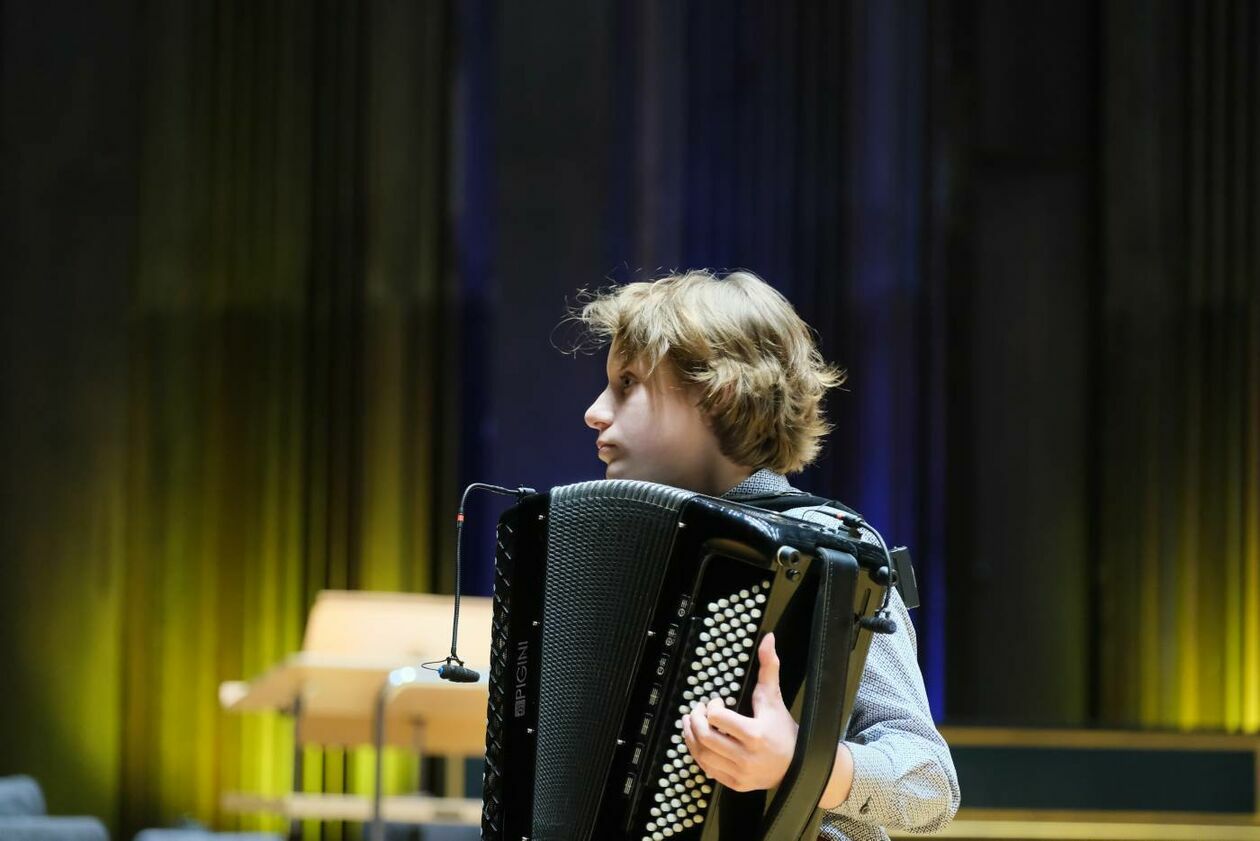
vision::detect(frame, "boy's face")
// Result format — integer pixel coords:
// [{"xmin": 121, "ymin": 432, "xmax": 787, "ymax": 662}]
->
[{"xmin": 584, "ymin": 345, "xmax": 738, "ymax": 494}]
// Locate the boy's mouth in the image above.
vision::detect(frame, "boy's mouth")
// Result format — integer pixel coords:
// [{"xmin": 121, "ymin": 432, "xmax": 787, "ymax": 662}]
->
[{"xmin": 596, "ymin": 440, "xmax": 617, "ymax": 461}]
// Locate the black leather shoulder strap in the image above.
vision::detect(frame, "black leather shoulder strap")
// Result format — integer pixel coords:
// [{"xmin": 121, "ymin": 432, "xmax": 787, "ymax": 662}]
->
[
  {"xmin": 737, "ymin": 492, "xmax": 920, "ymax": 610},
  {"xmin": 736, "ymin": 492, "xmax": 861, "ymax": 519}
]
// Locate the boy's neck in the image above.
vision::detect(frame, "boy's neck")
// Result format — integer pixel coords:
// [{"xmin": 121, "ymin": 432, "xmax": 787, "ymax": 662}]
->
[{"xmin": 694, "ymin": 462, "xmax": 755, "ymax": 498}]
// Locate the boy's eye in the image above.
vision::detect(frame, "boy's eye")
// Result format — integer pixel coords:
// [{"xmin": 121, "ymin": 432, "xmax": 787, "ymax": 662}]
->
[{"xmin": 619, "ymin": 374, "xmax": 636, "ymax": 390}]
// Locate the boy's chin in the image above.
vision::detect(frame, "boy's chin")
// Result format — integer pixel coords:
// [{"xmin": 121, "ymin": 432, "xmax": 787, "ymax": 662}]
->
[
  {"xmin": 605, "ymin": 461, "xmax": 672, "ymax": 487},
  {"xmin": 605, "ymin": 460, "xmax": 645, "ymax": 482}
]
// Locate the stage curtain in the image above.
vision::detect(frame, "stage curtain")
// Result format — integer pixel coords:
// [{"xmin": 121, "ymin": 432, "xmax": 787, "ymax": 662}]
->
[
  {"xmin": 1098, "ymin": 0, "xmax": 1260, "ymax": 732},
  {"xmin": 0, "ymin": 0, "xmax": 456, "ymax": 836}
]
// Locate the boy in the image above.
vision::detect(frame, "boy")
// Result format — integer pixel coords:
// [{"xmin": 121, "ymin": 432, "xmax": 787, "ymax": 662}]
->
[{"xmin": 577, "ymin": 270, "xmax": 959, "ymax": 840}]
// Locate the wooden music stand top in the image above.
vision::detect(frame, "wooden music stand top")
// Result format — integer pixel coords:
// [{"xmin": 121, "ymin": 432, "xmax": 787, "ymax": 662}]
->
[{"xmin": 220, "ymin": 589, "xmax": 493, "ymax": 754}]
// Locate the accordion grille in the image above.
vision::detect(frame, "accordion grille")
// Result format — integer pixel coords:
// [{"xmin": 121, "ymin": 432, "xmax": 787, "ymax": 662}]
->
[
  {"xmin": 480, "ymin": 525, "xmax": 513, "ymax": 836},
  {"xmin": 533, "ymin": 480, "xmax": 693, "ymax": 840}
]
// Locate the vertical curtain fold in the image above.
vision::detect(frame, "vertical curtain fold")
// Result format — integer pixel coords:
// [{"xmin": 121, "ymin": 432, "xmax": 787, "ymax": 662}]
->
[
  {"xmin": 1099, "ymin": 0, "xmax": 1260, "ymax": 732},
  {"xmin": 1, "ymin": 0, "xmax": 454, "ymax": 836}
]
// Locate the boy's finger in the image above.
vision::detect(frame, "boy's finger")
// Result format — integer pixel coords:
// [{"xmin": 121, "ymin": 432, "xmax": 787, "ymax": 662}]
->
[
  {"xmin": 752, "ymin": 633, "xmax": 782, "ymax": 715},
  {"xmin": 683, "ymin": 720, "xmax": 742, "ymax": 782},
  {"xmin": 689, "ymin": 743, "xmax": 741, "ymax": 786},
  {"xmin": 705, "ymin": 703, "xmax": 758, "ymax": 744},
  {"xmin": 758, "ymin": 633, "xmax": 780, "ymax": 684},
  {"xmin": 687, "ymin": 703, "xmax": 744, "ymax": 763}
]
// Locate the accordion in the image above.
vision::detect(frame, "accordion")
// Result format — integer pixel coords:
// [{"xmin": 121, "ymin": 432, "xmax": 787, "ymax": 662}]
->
[{"xmin": 481, "ymin": 480, "xmax": 894, "ymax": 841}]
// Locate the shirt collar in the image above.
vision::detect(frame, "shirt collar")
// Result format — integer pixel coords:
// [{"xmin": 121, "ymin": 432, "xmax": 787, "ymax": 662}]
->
[{"xmin": 720, "ymin": 468, "xmax": 797, "ymax": 500}]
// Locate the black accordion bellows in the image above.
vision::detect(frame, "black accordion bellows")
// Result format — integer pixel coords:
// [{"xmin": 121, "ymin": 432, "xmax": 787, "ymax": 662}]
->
[{"xmin": 481, "ymin": 480, "xmax": 891, "ymax": 841}]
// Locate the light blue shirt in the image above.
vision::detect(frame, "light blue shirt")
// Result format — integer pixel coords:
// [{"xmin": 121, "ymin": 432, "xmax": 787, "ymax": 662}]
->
[{"xmin": 722, "ymin": 469, "xmax": 961, "ymax": 840}]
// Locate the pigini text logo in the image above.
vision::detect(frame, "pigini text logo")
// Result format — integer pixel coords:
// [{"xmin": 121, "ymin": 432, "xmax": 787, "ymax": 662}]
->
[{"xmin": 514, "ymin": 640, "xmax": 528, "ymax": 717}]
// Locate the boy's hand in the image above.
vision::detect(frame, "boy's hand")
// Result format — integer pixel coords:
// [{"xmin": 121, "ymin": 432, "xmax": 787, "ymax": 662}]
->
[{"xmin": 681, "ymin": 632, "xmax": 799, "ymax": 792}]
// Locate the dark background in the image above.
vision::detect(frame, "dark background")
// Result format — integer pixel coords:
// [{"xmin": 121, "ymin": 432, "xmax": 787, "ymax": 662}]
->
[{"xmin": 2, "ymin": 0, "xmax": 1257, "ymax": 834}]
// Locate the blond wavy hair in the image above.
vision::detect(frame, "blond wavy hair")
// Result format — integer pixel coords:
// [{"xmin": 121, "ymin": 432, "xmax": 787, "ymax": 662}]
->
[{"xmin": 572, "ymin": 270, "xmax": 846, "ymax": 474}]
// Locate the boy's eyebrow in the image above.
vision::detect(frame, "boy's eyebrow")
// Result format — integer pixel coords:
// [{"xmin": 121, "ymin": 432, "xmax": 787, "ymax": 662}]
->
[{"xmin": 609, "ymin": 358, "xmax": 643, "ymax": 377}]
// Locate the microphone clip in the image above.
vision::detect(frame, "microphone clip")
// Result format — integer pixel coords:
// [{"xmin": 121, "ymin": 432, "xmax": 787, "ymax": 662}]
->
[{"xmin": 426, "ymin": 655, "xmax": 482, "ymax": 684}]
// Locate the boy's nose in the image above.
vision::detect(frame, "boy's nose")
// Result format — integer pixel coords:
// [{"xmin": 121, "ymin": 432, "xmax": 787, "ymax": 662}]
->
[{"xmin": 585, "ymin": 389, "xmax": 612, "ymax": 431}]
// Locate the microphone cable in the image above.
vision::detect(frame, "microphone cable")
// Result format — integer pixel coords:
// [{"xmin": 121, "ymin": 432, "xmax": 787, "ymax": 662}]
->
[{"xmin": 805, "ymin": 504, "xmax": 899, "ymax": 635}]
